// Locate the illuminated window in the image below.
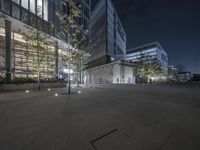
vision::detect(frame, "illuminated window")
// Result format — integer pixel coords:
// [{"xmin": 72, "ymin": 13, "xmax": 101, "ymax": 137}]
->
[
  {"xmin": 0, "ymin": 27, "xmax": 5, "ymax": 76},
  {"xmin": 21, "ymin": 0, "xmax": 28, "ymax": 9},
  {"xmin": 44, "ymin": 0, "xmax": 48, "ymax": 21},
  {"xmin": 37, "ymin": 0, "xmax": 43, "ymax": 17},
  {"xmin": 30, "ymin": 0, "xmax": 36, "ymax": 13},
  {"xmin": 12, "ymin": 0, "xmax": 20, "ymax": 4}
]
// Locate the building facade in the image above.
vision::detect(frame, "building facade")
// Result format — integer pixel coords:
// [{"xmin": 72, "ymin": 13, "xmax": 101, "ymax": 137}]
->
[
  {"xmin": 84, "ymin": 61, "xmax": 136, "ymax": 87},
  {"xmin": 87, "ymin": 0, "xmax": 126, "ymax": 68},
  {"xmin": 177, "ymin": 72, "xmax": 192, "ymax": 81},
  {"xmin": 0, "ymin": 0, "xmax": 91, "ymax": 82},
  {"xmin": 168, "ymin": 65, "xmax": 178, "ymax": 81},
  {"xmin": 126, "ymin": 42, "xmax": 168, "ymax": 69}
]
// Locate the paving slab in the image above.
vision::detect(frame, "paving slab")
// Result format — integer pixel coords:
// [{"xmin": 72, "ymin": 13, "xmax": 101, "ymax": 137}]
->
[{"xmin": 0, "ymin": 84, "xmax": 200, "ymax": 150}]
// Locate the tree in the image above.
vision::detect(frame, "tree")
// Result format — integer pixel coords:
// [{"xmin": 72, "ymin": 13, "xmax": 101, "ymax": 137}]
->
[
  {"xmin": 56, "ymin": 0, "xmax": 89, "ymax": 94},
  {"xmin": 23, "ymin": 12, "xmax": 54, "ymax": 90},
  {"xmin": 69, "ymin": 50, "xmax": 90, "ymax": 86},
  {"xmin": 136, "ymin": 58, "xmax": 167, "ymax": 83}
]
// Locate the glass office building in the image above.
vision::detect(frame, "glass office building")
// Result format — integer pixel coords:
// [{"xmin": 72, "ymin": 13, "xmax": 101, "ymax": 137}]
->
[
  {"xmin": 88, "ymin": 0, "xmax": 126, "ymax": 68},
  {"xmin": 126, "ymin": 42, "xmax": 168, "ymax": 69},
  {"xmin": 0, "ymin": 0, "xmax": 91, "ymax": 81}
]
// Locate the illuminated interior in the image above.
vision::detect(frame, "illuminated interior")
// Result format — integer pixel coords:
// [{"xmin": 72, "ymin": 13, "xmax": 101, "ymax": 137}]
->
[{"xmin": 0, "ymin": 26, "xmax": 78, "ymax": 81}]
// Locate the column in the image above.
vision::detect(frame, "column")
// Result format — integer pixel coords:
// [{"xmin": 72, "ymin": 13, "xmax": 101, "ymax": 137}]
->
[{"xmin": 5, "ymin": 20, "xmax": 12, "ymax": 82}]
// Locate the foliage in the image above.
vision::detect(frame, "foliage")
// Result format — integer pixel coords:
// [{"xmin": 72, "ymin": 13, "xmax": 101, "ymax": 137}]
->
[
  {"xmin": 56, "ymin": 0, "xmax": 90, "ymax": 84},
  {"xmin": 56, "ymin": 0, "xmax": 87, "ymax": 49},
  {"xmin": 23, "ymin": 9, "xmax": 55, "ymax": 89},
  {"xmin": 0, "ymin": 56, "xmax": 5, "ymax": 70},
  {"xmin": 0, "ymin": 74, "xmax": 6, "ymax": 83},
  {"xmin": 0, "ymin": 77, "xmax": 60, "ymax": 84},
  {"xmin": 0, "ymin": 77, "xmax": 37, "ymax": 84},
  {"xmin": 24, "ymin": 27, "xmax": 53, "ymax": 78},
  {"xmin": 136, "ymin": 59, "xmax": 167, "ymax": 83}
]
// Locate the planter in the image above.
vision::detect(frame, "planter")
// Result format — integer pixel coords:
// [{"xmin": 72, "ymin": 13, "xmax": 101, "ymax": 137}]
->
[{"xmin": 0, "ymin": 82, "xmax": 66, "ymax": 92}]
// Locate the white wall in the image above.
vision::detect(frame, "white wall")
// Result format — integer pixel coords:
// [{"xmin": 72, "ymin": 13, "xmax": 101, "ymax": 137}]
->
[{"xmin": 84, "ymin": 62, "xmax": 136, "ymax": 87}]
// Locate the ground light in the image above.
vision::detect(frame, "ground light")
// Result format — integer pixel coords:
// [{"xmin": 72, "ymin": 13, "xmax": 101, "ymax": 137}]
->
[
  {"xmin": 78, "ymin": 91, "xmax": 82, "ymax": 94},
  {"xmin": 25, "ymin": 90, "xmax": 29, "ymax": 93},
  {"xmin": 48, "ymin": 88, "xmax": 51, "ymax": 91},
  {"xmin": 55, "ymin": 93, "xmax": 58, "ymax": 97}
]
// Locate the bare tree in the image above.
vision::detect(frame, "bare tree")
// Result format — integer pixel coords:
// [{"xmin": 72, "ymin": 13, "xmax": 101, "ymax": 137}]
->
[
  {"xmin": 56, "ymin": 0, "xmax": 89, "ymax": 94},
  {"xmin": 23, "ymin": 25, "xmax": 53, "ymax": 90}
]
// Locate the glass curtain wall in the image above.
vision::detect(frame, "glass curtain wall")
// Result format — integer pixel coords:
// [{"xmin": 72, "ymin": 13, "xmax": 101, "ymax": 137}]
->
[
  {"xmin": 0, "ymin": 26, "xmax": 56, "ymax": 80},
  {"xmin": 29, "ymin": 0, "xmax": 36, "ymax": 13},
  {"xmin": 12, "ymin": 31, "xmax": 56, "ymax": 79},
  {"xmin": 0, "ymin": 27, "xmax": 6, "ymax": 80},
  {"xmin": 17, "ymin": 0, "xmax": 48, "ymax": 21}
]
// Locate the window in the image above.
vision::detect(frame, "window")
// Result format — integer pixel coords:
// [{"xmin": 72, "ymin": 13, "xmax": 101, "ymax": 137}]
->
[
  {"xmin": 30, "ymin": 0, "xmax": 36, "ymax": 13},
  {"xmin": 12, "ymin": 0, "xmax": 20, "ymax": 4},
  {"xmin": 37, "ymin": 0, "xmax": 43, "ymax": 17},
  {"xmin": 43, "ymin": 0, "xmax": 48, "ymax": 21},
  {"xmin": 0, "ymin": 27, "xmax": 6, "ymax": 75},
  {"xmin": 21, "ymin": 0, "xmax": 28, "ymax": 9}
]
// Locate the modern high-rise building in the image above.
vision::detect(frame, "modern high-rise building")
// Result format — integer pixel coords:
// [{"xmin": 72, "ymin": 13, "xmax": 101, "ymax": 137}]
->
[
  {"xmin": 87, "ymin": 0, "xmax": 126, "ymax": 68},
  {"xmin": 0, "ymin": 0, "xmax": 91, "ymax": 82},
  {"xmin": 126, "ymin": 42, "xmax": 168, "ymax": 69}
]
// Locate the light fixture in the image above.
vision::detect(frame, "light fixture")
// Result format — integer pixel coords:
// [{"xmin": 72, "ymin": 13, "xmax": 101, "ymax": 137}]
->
[
  {"xmin": 63, "ymin": 69, "xmax": 74, "ymax": 74},
  {"xmin": 55, "ymin": 93, "xmax": 58, "ymax": 96},
  {"xmin": 48, "ymin": 88, "xmax": 51, "ymax": 91},
  {"xmin": 78, "ymin": 91, "xmax": 82, "ymax": 94},
  {"xmin": 25, "ymin": 90, "xmax": 29, "ymax": 93}
]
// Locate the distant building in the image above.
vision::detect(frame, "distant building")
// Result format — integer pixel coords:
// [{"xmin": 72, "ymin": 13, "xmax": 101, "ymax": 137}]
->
[
  {"xmin": 192, "ymin": 74, "xmax": 200, "ymax": 81},
  {"xmin": 87, "ymin": 0, "xmax": 126, "ymax": 68},
  {"xmin": 168, "ymin": 65, "xmax": 178, "ymax": 81},
  {"xmin": 84, "ymin": 61, "xmax": 136, "ymax": 86},
  {"xmin": 177, "ymin": 72, "xmax": 192, "ymax": 81},
  {"xmin": 126, "ymin": 42, "xmax": 168, "ymax": 69}
]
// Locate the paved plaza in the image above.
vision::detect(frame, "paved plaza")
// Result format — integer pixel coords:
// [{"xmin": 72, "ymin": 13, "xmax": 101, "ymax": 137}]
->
[{"xmin": 0, "ymin": 84, "xmax": 200, "ymax": 150}]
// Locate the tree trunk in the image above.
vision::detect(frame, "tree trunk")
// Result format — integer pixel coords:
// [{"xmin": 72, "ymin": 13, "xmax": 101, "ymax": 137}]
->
[
  {"xmin": 68, "ymin": 64, "xmax": 71, "ymax": 95},
  {"xmin": 38, "ymin": 72, "xmax": 41, "ymax": 91}
]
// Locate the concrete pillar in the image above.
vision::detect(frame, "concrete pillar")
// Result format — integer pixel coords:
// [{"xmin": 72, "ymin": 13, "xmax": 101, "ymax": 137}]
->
[
  {"xmin": 5, "ymin": 20, "xmax": 12, "ymax": 82},
  {"xmin": 55, "ymin": 41, "xmax": 58, "ymax": 80}
]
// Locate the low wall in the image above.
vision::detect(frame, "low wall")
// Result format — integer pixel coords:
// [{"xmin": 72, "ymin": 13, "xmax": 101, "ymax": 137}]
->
[
  {"xmin": 0, "ymin": 82, "xmax": 66, "ymax": 92},
  {"xmin": 90, "ymin": 83, "xmax": 136, "ymax": 89}
]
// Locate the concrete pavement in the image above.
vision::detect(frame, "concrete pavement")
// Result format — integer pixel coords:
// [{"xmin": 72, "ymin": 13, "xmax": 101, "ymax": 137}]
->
[{"xmin": 0, "ymin": 84, "xmax": 200, "ymax": 150}]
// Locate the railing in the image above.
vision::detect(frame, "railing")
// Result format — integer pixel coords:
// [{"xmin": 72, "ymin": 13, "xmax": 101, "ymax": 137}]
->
[
  {"xmin": 1, "ymin": 0, "xmax": 11, "ymax": 15},
  {"xmin": 21, "ymin": 7, "xmax": 29, "ymax": 24},
  {"xmin": 12, "ymin": 2, "xmax": 20, "ymax": 20}
]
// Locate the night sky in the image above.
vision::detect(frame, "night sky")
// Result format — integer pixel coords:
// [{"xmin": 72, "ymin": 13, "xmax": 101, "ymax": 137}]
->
[{"xmin": 92, "ymin": 0, "xmax": 200, "ymax": 73}]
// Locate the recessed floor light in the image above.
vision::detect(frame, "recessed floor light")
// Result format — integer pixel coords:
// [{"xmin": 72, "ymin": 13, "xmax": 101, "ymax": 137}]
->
[{"xmin": 78, "ymin": 91, "xmax": 82, "ymax": 94}]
